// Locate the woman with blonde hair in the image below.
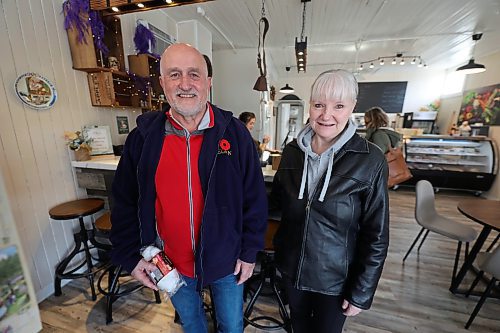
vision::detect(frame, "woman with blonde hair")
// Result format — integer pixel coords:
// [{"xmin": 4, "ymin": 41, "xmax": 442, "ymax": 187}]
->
[{"xmin": 270, "ymin": 70, "xmax": 389, "ymax": 332}]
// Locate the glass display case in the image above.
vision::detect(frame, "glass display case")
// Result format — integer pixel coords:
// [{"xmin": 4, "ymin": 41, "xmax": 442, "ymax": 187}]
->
[{"xmin": 403, "ymin": 135, "xmax": 498, "ymax": 194}]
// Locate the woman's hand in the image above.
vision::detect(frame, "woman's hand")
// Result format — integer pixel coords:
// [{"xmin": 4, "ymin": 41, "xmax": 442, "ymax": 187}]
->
[{"xmin": 342, "ymin": 299, "xmax": 363, "ymax": 316}]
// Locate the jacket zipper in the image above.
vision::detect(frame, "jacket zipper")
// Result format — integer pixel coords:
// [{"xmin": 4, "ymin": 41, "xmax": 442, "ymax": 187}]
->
[
  {"xmin": 185, "ymin": 131, "xmax": 197, "ymax": 276},
  {"xmin": 295, "ymin": 193, "xmax": 314, "ymax": 288},
  {"xmin": 295, "ymin": 149, "xmax": 345, "ymax": 288}
]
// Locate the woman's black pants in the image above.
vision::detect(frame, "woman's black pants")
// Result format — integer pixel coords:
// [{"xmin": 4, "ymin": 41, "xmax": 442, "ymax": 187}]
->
[{"xmin": 283, "ymin": 276, "xmax": 347, "ymax": 333}]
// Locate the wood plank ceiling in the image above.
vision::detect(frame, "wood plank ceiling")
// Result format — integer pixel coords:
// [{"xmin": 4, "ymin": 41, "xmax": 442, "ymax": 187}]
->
[{"xmin": 160, "ymin": 0, "xmax": 500, "ymax": 78}]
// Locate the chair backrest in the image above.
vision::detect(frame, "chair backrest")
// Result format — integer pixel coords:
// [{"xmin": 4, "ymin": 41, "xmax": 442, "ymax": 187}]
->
[
  {"xmin": 482, "ymin": 246, "xmax": 500, "ymax": 278},
  {"xmin": 415, "ymin": 180, "xmax": 438, "ymax": 228}
]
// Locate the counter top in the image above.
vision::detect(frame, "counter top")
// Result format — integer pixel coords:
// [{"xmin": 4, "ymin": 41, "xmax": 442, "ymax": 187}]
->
[
  {"xmin": 71, "ymin": 155, "xmax": 120, "ymax": 170},
  {"xmin": 72, "ymin": 155, "xmax": 277, "ymax": 182}
]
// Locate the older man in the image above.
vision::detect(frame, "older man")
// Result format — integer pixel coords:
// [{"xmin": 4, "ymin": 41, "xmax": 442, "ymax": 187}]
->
[{"xmin": 110, "ymin": 43, "xmax": 267, "ymax": 332}]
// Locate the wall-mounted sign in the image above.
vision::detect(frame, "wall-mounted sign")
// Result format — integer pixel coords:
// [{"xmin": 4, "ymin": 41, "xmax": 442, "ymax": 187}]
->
[
  {"xmin": 116, "ymin": 116, "xmax": 129, "ymax": 134},
  {"xmin": 14, "ymin": 73, "xmax": 57, "ymax": 110}
]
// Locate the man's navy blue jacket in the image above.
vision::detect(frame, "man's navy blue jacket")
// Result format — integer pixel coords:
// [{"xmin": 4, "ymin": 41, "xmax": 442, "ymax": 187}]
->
[{"xmin": 110, "ymin": 104, "xmax": 268, "ymax": 287}]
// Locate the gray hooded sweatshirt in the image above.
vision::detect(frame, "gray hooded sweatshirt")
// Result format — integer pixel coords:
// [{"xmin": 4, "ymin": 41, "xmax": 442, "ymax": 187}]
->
[{"xmin": 296, "ymin": 118, "xmax": 357, "ymax": 202}]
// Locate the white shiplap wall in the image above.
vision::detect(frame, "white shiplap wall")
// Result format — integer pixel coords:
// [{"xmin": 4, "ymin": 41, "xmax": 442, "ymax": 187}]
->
[{"xmin": 0, "ymin": 0, "xmax": 176, "ymax": 301}]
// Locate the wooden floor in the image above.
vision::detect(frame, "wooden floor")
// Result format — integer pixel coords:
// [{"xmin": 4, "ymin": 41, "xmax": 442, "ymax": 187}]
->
[{"xmin": 38, "ymin": 188, "xmax": 500, "ymax": 332}]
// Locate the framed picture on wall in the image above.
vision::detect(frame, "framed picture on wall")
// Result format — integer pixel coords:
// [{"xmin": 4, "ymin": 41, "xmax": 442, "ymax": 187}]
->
[
  {"xmin": 84, "ymin": 125, "xmax": 113, "ymax": 155},
  {"xmin": 116, "ymin": 116, "xmax": 129, "ymax": 134},
  {"xmin": 458, "ymin": 84, "xmax": 500, "ymax": 125}
]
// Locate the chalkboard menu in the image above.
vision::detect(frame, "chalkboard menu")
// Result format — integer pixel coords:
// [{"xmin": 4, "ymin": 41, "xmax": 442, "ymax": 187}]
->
[{"xmin": 354, "ymin": 81, "xmax": 407, "ymax": 114}]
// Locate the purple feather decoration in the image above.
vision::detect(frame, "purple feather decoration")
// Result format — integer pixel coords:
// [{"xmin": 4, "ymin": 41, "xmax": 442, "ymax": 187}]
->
[
  {"xmin": 62, "ymin": 0, "xmax": 90, "ymax": 43},
  {"xmin": 134, "ymin": 24, "xmax": 160, "ymax": 58},
  {"xmin": 62, "ymin": 0, "xmax": 108, "ymax": 56},
  {"xmin": 89, "ymin": 11, "xmax": 109, "ymax": 57}
]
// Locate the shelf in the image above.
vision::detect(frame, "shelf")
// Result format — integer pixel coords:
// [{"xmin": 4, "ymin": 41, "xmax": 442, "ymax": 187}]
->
[
  {"xmin": 406, "ymin": 148, "xmax": 486, "ymax": 157},
  {"xmin": 407, "ymin": 140, "xmax": 481, "ymax": 148},
  {"xmin": 407, "ymin": 158, "xmax": 485, "ymax": 166}
]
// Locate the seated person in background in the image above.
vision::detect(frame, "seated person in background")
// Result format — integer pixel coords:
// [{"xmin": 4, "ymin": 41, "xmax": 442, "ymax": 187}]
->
[
  {"xmin": 238, "ymin": 112, "xmax": 279, "ymax": 159},
  {"xmin": 364, "ymin": 106, "xmax": 402, "ymax": 153}
]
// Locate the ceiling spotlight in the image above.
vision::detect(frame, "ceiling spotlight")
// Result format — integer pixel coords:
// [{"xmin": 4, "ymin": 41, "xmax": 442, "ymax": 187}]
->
[
  {"xmin": 391, "ymin": 58, "xmax": 396, "ymax": 65},
  {"xmin": 418, "ymin": 61, "xmax": 423, "ymax": 68},
  {"xmin": 380, "ymin": 59, "xmax": 384, "ymax": 65},
  {"xmin": 411, "ymin": 58, "xmax": 416, "ymax": 65},
  {"xmin": 136, "ymin": 3, "xmax": 145, "ymax": 8},
  {"xmin": 111, "ymin": 6, "xmax": 119, "ymax": 12},
  {"xmin": 299, "ymin": 67, "xmax": 304, "ymax": 71},
  {"xmin": 400, "ymin": 59, "xmax": 405, "ymax": 65},
  {"xmin": 297, "ymin": 51, "xmax": 304, "ymax": 56},
  {"xmin": 369, "ymin": 63, "xmax": 374, "ymax": 69},
  {"xmin": 165, "ymin": 0, "xmax": 174, "ymax": 3},
  {"xmin": 359, "ymin": 64, "xmax": 364, "ymax": 71}
]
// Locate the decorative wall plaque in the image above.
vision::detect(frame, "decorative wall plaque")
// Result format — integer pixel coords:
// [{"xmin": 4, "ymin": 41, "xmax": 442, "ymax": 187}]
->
[{"xmin": 15, "ymin": 73, "xmax": 57, "ymax": 110}]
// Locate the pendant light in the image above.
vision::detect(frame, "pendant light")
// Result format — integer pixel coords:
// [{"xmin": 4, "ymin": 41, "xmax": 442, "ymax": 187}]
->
[
  {"xmin": 456, "ymin": 33, "xmax": 486, "ymax": 75},
  {"xmin": 279, "ymin": 67, "xmax": 295, "ymax": 93}
]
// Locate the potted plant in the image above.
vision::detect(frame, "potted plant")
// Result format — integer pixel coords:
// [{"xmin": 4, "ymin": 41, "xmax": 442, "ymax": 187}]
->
[{"xmin": 64, "ymin": 130, "xmax": 92, "ymax": 161}]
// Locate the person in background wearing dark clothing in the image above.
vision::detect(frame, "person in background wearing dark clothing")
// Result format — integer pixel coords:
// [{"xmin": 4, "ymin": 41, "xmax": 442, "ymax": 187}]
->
[
  {"xmin": 110, "ymin": 43, "xmax": 268, "ymax": 333},
  {"xmin": 269, "ymin": 69, "xmax": 389, "ymax": 333},
  {"xmin": 364, "ymin": 106, "xmax": 402, "ymax": 153}
]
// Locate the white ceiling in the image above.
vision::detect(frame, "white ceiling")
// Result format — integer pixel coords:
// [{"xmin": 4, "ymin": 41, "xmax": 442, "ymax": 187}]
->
[{"xmin": 162, "ymin": 0, "xmax": 500, "ymax": 79}]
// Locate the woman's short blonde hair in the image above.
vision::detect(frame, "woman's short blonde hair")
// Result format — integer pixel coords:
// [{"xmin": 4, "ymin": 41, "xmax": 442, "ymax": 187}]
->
[
  {"xmin": 364, "ymin": 106, "xmax": 389, "ymax": 128},
  {"xmin": 310, "ymin": 69, "xmax": 358, "ymax": 103}
]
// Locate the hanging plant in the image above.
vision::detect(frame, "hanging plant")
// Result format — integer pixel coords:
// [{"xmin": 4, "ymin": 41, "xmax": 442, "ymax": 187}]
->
[{"xmin": 62, "ymin": 0, "xmax": 109, "ymax": 56}]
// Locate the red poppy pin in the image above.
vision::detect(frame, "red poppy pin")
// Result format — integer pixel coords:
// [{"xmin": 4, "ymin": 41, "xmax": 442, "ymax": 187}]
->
[
  {"xmin": 218, "ymin": 139, "xmax": 232, "ymax": 156},
  {"xmin": 219, "ymin": 139, "xmax": 230, "ymax": 151}
]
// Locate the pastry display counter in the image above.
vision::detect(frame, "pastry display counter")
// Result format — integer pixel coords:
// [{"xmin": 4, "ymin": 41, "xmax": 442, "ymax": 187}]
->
[{"xmin": 403, "ymin": 135, "xmax": 498, "ymax": 194}]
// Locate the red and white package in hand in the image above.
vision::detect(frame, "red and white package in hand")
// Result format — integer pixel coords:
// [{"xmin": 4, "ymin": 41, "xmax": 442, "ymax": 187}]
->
[{"xmin": 141, "ymin": 245, "xmax": 186, "ymax": 296}]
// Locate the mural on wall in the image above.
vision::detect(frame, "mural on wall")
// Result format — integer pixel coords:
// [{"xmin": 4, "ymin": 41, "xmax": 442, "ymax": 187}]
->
[{"xmin": 458, "ymin": 83, "xmax": 500, "ymax": 125}]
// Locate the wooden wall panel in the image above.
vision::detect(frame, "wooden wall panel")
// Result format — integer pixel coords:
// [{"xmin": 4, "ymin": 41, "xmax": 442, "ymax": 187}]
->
[{"xmin": 0, "ymin": 0, "xmax": 150, "ymax": 301}]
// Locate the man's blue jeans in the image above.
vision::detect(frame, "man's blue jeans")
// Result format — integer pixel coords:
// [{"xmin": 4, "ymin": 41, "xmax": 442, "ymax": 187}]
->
[{"xmin": 170, "ymin": 273, "xmax": 244, "ymax": 333}]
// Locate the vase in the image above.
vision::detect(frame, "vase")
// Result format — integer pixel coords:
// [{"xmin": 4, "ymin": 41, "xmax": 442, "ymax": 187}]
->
[{"xmin": 74, "ymin": 148, "xmax": 91, "ymax": 161}]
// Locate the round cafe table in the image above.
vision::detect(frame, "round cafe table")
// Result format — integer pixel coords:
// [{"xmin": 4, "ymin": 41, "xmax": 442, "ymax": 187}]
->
[{"xmin": 450, "ymin": 199, "xmax": 500, "ymax": 293}]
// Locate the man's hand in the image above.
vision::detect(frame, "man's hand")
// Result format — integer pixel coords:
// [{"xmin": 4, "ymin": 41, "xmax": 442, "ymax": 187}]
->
[
  {"xmin": 342, "ymin": 300, "xmax": 362, "ymax": 316},
  {"xmin": 233, "ymin": 259, "xmax": 255, "ymax": 285},
  {"xmin": 130, "ymin": 259, "xmax": 159, "ymax": 290}
]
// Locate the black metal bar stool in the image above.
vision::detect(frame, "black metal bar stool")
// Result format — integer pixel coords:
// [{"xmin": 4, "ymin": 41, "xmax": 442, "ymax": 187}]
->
[
  {"xmin": 49, "ymin": 198, "xmax": 109, "ymax": 301},
  {"xmin": 244, "ymin": 219, "xmax": 291, "ymax": 332},
  {"xmin": 94, "ymin": 212, "xmax": 162, "ymax": 324}
]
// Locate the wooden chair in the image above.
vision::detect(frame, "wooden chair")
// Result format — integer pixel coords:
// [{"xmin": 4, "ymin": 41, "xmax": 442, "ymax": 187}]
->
[
  {"xmin": 403, "ymin": 180, "xmax": 478, "ymax": 285},
  {"xmin": 49, "ymin": 198, "xmax": 108, "ymax": 301},
  {"xmin": 94, "ymin": 212, "xmax": 161, "ymax": 324},
  {"xmin": 464, "ymin": 245, "xmax": 500, "ymax": 329}
]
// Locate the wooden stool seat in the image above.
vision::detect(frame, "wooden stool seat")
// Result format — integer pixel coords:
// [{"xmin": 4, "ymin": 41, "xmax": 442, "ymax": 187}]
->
[
  {"xmin": 50, "ymin": 198, "xmax": 107, "ymax": 301},
  {"xmin": 49, "ymin": 198, "xmax": 104, "ymax": 220},
  {"xmin": 95, "ymin": 212, "xmax": 112, "ymax": 232}
]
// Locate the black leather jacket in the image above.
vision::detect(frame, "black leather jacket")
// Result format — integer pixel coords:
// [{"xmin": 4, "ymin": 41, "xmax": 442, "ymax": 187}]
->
[{"xmin": 270, "ymin": 134, "xmax": 389, "ymax": 310}]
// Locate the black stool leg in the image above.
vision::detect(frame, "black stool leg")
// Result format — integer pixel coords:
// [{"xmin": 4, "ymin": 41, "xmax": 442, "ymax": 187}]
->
[
  {"xmin": 79, "ymin": 217, "xmax": 97, "ymax": 301},
  {"xmin": 105, "ymin": 265, "xmax": 122, "ymax": 324},
  {"xmin": 54, "ymin": 232, "xmax": 83, "ymax": 296},
  {"xmin": 154, "ymin": 290, "xmax": 162, "ymax": 303},
  {"xmin": 244, "ymin": 252, "xmax": 290, "ymax": 331}
]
